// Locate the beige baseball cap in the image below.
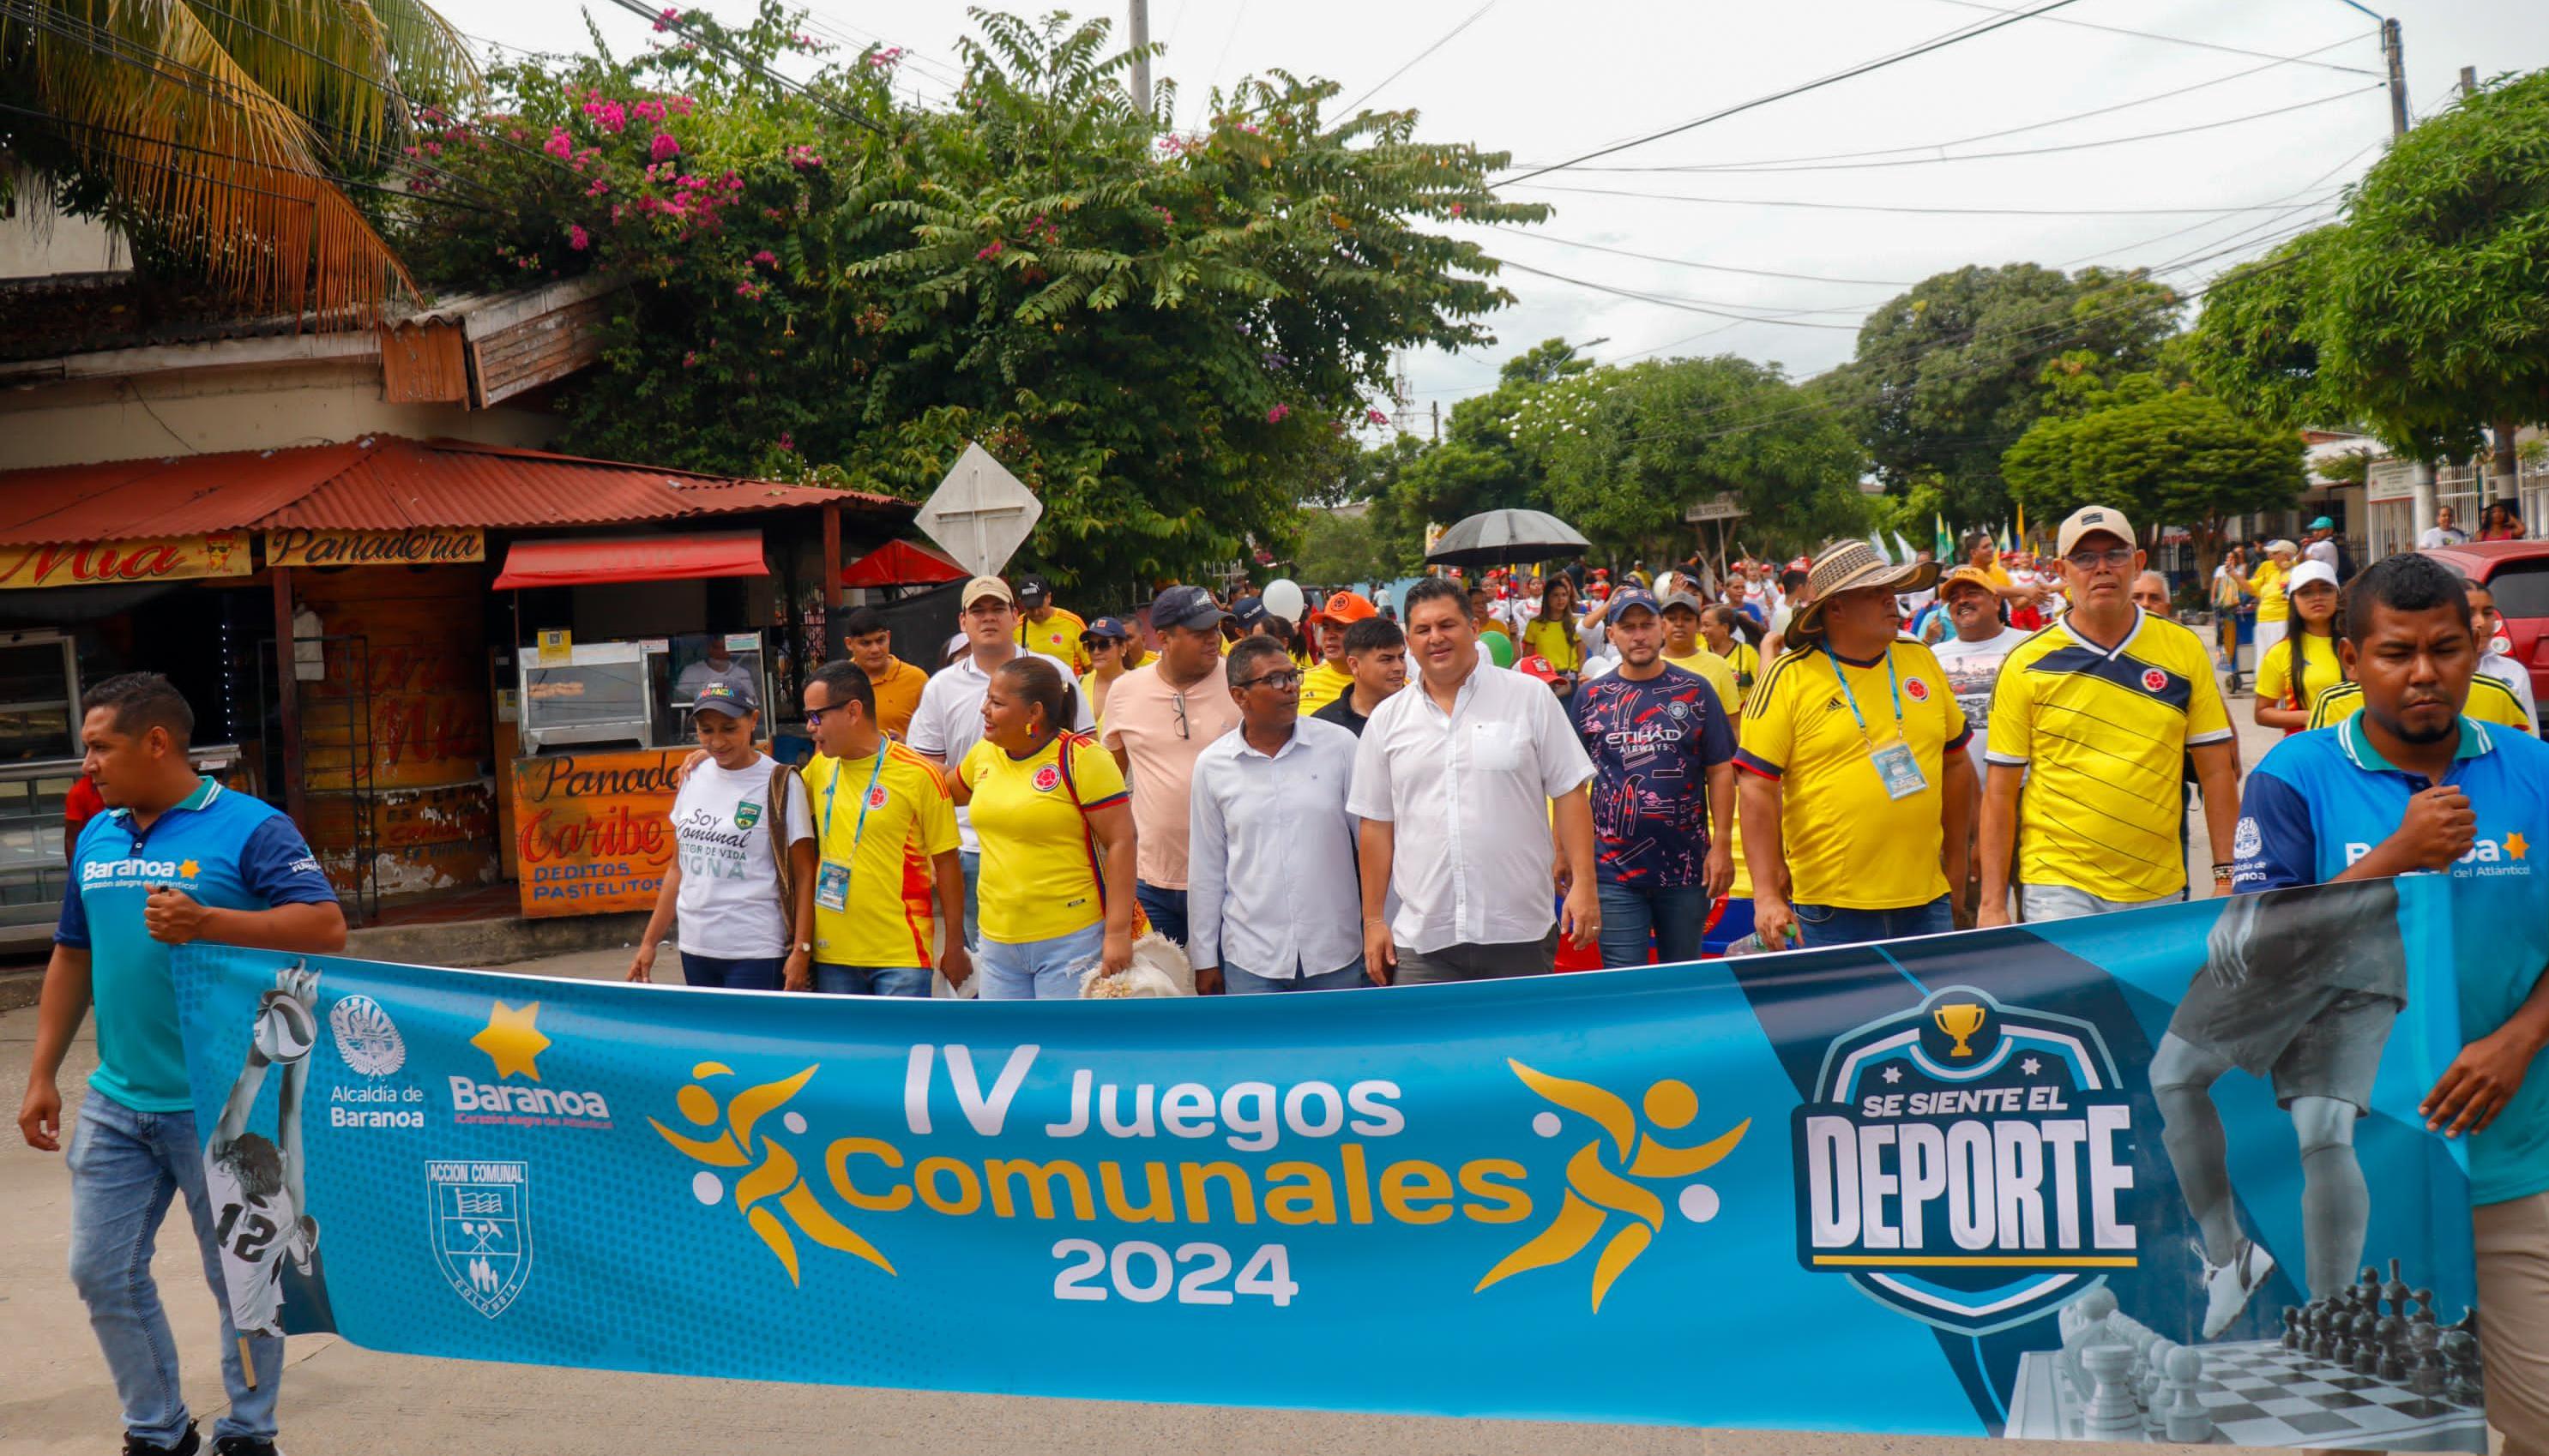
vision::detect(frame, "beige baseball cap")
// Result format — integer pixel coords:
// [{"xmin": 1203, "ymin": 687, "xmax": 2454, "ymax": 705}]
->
[
  {"xmin": 2056, "ymin": 504, "xmax": 2136, "ymax": 558},
  {"xmin": 961, "ymin": 575, "xmax": 1015, "ymax": 608}
]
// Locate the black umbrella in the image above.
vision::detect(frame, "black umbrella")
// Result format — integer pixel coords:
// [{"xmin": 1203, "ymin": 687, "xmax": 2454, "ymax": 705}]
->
[{"xmin": 1424, "ymin": 508, "xmax": 1591, "ymax": 569}]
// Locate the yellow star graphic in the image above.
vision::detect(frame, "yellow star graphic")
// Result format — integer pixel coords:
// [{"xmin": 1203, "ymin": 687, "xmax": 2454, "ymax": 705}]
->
[
  {"xmin": 2509, "ymin": 832, "xmax": 2529, "ymax": 860},
  {"xmin": 471, "ymin": 1001, "xmax": 551, "ymax": 1081},
  {"xmin": 178, "ymin": 859, "xmax": 200, "ymax": 880}
]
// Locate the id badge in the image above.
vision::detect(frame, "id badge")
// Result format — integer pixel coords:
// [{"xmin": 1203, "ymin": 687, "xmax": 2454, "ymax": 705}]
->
[
  {"xmin": 1869, "ymin": 737, "xmax": 1927, "ymax": 801},
  {"xmin": 815, "ymin": 860, "xmax": 852, "ymax": 912}
]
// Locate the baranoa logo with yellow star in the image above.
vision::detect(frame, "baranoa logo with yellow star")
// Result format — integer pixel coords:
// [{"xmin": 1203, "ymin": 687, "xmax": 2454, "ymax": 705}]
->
[{"xmin": 448, "ymin": 1000, "xmax": 614, "ymax": 1128}]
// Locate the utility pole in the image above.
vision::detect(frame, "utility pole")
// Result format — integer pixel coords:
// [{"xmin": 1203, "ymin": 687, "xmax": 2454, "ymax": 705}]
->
[
  {"xmin": 2380, "ymin": 19, "xmax": 2409, "ymax": 138},
  {"xmin": 1431, "ymin": 399, "xmax": 1441, "ymax": 443},
  {"xmin": 1129, "ymin": 0, "xmax": 1152, "ymax": 116}
]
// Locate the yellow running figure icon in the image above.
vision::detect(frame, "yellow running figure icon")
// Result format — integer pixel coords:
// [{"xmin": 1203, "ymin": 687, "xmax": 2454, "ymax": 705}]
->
[
  {"xmin": 649, "ymin": 1062, "xmax": 895, "ymax": 1285},
  {"xmin": 1477, "ymin": 1059, "xmax": 1750, "ymax": 1312}
]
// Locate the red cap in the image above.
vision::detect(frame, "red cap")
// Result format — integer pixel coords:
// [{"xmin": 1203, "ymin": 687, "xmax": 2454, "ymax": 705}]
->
[{"xmin": 1515, "ymin": 654, "xmax": 1560, "ymax": 683}]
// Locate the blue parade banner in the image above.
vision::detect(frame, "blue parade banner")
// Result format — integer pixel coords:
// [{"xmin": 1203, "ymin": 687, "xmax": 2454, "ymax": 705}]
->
[{"xmin": 174, "ymin": 876, "xmax": 2495, "ymax": 1445}]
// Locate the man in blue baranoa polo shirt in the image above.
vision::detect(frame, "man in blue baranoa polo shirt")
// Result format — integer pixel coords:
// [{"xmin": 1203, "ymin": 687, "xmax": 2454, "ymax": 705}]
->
[
  {"xmin": 16, "ymin": 674, "xmax": 342, "ymax": 1456},
  {"xmin": 2219, "ymin": 556, "xmax": 2549, "ymax": 1454}
]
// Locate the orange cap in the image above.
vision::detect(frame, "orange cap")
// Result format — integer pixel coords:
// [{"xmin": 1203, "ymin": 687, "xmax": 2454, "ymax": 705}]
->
[{"xmin": 1311, "ymin": 590, "xmax": 1377, "ymax": 627}]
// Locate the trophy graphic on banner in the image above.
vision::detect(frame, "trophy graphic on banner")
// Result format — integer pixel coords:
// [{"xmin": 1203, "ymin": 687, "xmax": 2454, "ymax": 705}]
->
[{"xmin": 1933, "ymin": 1002, "xmax": 1986, "ymax": 1057}]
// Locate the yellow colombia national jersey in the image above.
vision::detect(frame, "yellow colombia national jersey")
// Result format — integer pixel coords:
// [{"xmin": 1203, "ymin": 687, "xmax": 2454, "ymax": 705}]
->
[
  {"xmin": 959, "ymin": 731, "xmax": 1128, "ymax": 944},
  {"xmin": 1716, "ymin": 640, "xmax": 1762, "ymax": 712},
  {"xmin": 1015, "ymin": 608, "xmax": 1092, "ymax": 675},
  {"xmin": 805, "ymin": 744, "xmax": 958, "ymax": 969},
  {"xmin": 2255, "ymin": 629, "xmax": 2343, "ymax": 716},
  {"xmin": 1297, "ymin": 659, "xmax": 1353, "ymax": 719},
  {"xmin": 1984, "ymin": 609, "xmax": 2232, "ymax": 901},
  {"xmin": 1735, "ymin": 639, "xmax": 1970, "ymax": 911},
  {"xmin": 2308, "ymin": 676, "xmax": 2535, "ymax": 735},
  {"xmin": 2249, "ymin": 561, "xmax": 2290, "ymax": 623},
  {"xmin": 1662, "ymin": 647, "xmax": 1742, "ymax": 718}
]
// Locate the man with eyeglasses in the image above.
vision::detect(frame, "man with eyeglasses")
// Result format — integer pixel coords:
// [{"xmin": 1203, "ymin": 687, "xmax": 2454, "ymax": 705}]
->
[
  {"xmin": 1979, "ymin": 506, "xmax": 2242, "ymax": 925},
  {"xmin": 1102, "ymin": 585, "xmax": 1243, "ymax": 955},
  {"xmin": 1187, "ymin": 636, "xmax": 1371, "ymax": 995},
  {"xmin": 907, "ymin": 575, "xmax": 1093, "ymax": 951}
]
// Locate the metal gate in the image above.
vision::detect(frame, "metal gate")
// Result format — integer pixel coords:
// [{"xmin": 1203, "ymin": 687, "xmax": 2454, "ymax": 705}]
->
[{"xmin": 256, "ymin": 633, "xmax": 378, "ymax": 924}]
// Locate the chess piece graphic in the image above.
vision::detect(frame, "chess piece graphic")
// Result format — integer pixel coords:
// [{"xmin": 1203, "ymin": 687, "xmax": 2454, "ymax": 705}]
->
[
  {"xmin": 2161, "ymin": 1345, "xmax": 2213, "ymax": 1445},
  {"xmin": 2080, "ymin": 1345, "xmax": 2142, "ymax": 1442}
]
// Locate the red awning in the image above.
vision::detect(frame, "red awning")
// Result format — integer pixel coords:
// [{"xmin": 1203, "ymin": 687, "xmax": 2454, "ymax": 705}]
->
[
  {"xmin": 841, "ymin": 538, "xmax": 964, "ymax": 588},
  {"xmin": 491, "ymin": 531, "xmax": 768, "ymax": 589}
]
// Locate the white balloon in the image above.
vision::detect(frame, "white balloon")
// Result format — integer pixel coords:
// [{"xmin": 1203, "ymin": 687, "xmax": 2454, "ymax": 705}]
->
[{"xmin": 1262, "ymin": 578, "xmax": 1306, "ymax": 622}]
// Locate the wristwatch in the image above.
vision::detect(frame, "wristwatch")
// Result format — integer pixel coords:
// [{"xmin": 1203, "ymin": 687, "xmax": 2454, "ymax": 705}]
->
[{"xmin": 794, "ymin": 941, "xmax": 813, "ymax": 954}]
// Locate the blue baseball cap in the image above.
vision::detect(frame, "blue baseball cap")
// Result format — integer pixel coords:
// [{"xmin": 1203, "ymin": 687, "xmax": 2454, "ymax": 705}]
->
[
  {"xmin": 1151, "ymin": 585, "xmax": 1230, "ymax": 632},
  {"xmin": 1229, "ymin": 596, "xmax": 1268, "ymax": 629},
  {"xmin": 1081, "ymin": 616, "xmax": 1131, "ymax": 642},
  {"xmin": 2310, "ymin": 515, "xmax": 2335, "ymax": 531},
  {"xmin": 687, "ymin": 683, "xmax": 756, "ymax": 717},
  {"xmin": 1607, "ymin": 587, "xmax": 1664, "ymax": 619}
]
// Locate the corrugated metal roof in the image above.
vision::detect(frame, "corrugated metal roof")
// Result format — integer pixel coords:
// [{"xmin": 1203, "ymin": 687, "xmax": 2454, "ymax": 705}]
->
[
  {"xmin": 0, "ymin": 436, "xmax": 910, "ymax": 543},
  {"xmin": 0, "ymin": 443, "xmax": 371, "ymax": 544}
]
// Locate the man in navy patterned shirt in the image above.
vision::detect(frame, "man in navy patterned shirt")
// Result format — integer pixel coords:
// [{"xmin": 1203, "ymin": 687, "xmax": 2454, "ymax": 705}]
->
[{"xmin": 1571, "ymin": 587, "xmax": 1737, "ymax": 967}]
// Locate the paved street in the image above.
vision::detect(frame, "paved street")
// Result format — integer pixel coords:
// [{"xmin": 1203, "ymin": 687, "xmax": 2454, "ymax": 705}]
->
[{"xmin": 2, "ymin": 705, "xmax": 2288, "ymax": 1454}]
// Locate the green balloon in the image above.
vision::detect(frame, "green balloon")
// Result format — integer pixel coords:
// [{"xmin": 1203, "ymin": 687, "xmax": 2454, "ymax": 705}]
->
[{"xmin": 1484, "ymin": 632, "xmax": 1516, "ymax": 668}]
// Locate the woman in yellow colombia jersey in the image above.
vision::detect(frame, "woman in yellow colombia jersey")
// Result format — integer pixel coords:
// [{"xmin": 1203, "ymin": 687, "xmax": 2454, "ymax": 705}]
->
[
  {"xmin": 1520, "ymin": 574, "xmax": 1585, "ymax": 695},
  {"xmin": 954, "ymin": 657, "xmax": 1136, "ymax": 999},
  {"xmin": 2255, "ymin": 560, "xmax": 2341, "ymax": 735}
]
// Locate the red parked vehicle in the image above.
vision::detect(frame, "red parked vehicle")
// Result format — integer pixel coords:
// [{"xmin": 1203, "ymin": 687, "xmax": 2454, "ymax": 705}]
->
[{"xmin": 2422, "ymin": 539, "xmax": 2549, "ymax": 723}]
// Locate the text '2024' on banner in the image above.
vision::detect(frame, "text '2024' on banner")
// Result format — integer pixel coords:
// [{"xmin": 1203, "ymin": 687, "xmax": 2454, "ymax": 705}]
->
[{"xmin": 175, "ymin": 876, "xmax": 2494, "ymax": 1446}]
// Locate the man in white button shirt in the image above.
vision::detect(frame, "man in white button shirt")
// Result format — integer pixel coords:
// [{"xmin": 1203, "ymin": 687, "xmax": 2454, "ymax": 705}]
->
[
  {"xmin": 1187, "ymin": 637, "xmax": 1371, "ymax": 995},
  {"xmin": 1349, "ymin": 576, "xmax": 1600, "ymax": 984},
  {"xmin": 906, "ymin": 575, "xmax": 1093, "ymax": 949}
]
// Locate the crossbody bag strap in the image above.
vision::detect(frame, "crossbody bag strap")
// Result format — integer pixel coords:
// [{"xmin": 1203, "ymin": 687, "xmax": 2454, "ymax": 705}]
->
[
  {"xmin": 1052, "ymin": 731, "xmax": 1148, "ymax": 938},
  {"xmin": 767, "ymin": 759, "xmax": 799, "ymax": 937}
]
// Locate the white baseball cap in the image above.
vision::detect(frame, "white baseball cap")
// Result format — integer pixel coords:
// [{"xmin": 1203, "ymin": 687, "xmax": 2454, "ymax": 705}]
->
[{"xmin": 2287, "ymin": 559, "xmax": 2341, "ymax": 593}]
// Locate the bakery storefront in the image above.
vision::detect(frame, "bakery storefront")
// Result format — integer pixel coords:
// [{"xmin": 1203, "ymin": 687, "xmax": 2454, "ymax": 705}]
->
[{"xmin": 0, "ymin": 436, "xmax": 907, "ymax": 929}]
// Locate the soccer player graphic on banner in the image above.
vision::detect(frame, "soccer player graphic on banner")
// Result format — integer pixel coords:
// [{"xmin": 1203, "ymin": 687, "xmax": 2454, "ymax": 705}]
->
[
  {"xmin": 203, "ymin": 963, "xmax": 326, "ymax": 1340},
  {"xmin": 2149, "ymin": 878, "xmax": 2406, "ymax": 1336}
]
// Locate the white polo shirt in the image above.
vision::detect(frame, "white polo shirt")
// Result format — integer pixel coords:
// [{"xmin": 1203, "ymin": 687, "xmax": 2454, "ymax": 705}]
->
[
  {"xmin": 1347, "ymin": 658, "xmax": 1595, "ymax": 953},
  {"xmin": 1187, "ymin": 718, "xmax": 1365, "ymax": 978},
  {"xmin": 904, "ymin": 647, "xmax": 1092, "ymax": 853}
]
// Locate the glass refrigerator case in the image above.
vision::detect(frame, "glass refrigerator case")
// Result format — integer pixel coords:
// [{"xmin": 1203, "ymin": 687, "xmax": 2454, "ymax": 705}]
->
[{"xmin": 515, "ymin": 632, "xmax": 771, "ymax": 753}]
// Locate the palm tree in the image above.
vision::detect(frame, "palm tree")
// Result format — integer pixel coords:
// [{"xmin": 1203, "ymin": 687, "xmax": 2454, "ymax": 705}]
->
[{"xmin": 0, "ymin": 0, "xmax": 479, "ymax": 322}]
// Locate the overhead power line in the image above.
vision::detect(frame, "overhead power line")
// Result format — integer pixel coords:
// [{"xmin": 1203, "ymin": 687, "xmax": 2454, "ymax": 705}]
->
[
  {"xmin": 1482, "ymin": 226, "xmax": 1916, "ymax": 288},
  {"xmin": 1493, "ymin": 259, "xmax": 1871, "ymax": 328},
  {"xmin": 1919, "ymin": 0, "xmax": 2380, "ymax": 75},
  {"xmin": 1537, "ymin": 84, "xmax": 2383, "ymax": 176},
  {"xmin": 1509, "ymin": 181, "xmax": 2353, "ymax": 217},
  {"xmin": 1498, "ymin": 0, "xmax": 2087, "ymax": 185},
  {"xmin": 1341, "ymin": 0, "xmax": 1503, "ymax": 113},
  {"xmin": 596, "ymin": 0, "xmax": 888, "ymax": 135}
]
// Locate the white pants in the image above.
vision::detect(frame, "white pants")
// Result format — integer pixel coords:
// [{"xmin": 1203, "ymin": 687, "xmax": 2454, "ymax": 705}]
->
[{"xmin": 2254, "ymin": 617, "xmax": 2287, "ymax": 664}]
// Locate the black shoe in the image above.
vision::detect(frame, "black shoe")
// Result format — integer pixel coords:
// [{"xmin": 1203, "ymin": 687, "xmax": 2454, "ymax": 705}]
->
[
  {"xmin": 123, "ymin": 1426, "xmax": 199, "ymax": 1456},
  {"xmin": 211, "ymin": 1440, "xmax": 278, "ymax": 1456}
]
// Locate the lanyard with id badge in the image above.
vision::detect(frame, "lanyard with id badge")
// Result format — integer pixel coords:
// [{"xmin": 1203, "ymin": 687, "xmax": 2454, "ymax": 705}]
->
[
  {"xmin": 1826, "ymin": 647, "xmax": 1927, "ymax": 800},
  {"xmin": 814, "ymin": 752, "xmax": 888, "ymax": 912}
]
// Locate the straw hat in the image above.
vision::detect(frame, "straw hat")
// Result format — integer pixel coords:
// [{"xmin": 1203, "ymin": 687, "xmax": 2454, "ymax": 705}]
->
[{"xmin": 1795, "ymin": 538, "xmax": 1939, "ymax": 635}]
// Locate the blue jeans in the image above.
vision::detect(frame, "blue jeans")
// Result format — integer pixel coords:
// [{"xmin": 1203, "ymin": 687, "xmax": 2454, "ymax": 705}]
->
[
  {"xmin": 1225, "ymin": 958, "xmax": 1371, "ymax": 994},
  {"xmin": 816, "ymin": 963, "xmax": 932, "ymax": 997},
  {"xmin": 1793, "ymin": 894, "xmax": 1955, "ymax": 951},
  {"xmin": 1595, "ymin": 881, "xmax": 1714, "ymax": 967},
  {"xmin": 977, "ymin": 922, "xmax": 1107, "ymax": 1000},
  {"xmin": 68, "ymin": 1089, "xmax": 283, "ymax": 1447},
  {"xmin": 959, "ymin": 850, "xmax": 982, "ymax": 951},
  {"xmin": 679, "ymin": 952, "xmax": 786, "ymax": 990},
  {"xmin": 1135, "ymin": 880, "xmax": 1190, "ymax": 946}
]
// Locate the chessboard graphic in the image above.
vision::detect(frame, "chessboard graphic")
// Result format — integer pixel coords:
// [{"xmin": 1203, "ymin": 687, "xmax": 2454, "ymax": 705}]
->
[{"xmin": 2003, "ymin": 1261, "xmax": 2487, "ymax": 1449}]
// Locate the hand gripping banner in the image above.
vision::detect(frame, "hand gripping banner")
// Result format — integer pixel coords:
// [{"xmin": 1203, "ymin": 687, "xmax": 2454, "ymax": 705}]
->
[{"xmin": 175, "ymin": 877, "xmax": 2495, "ymax": 1445}]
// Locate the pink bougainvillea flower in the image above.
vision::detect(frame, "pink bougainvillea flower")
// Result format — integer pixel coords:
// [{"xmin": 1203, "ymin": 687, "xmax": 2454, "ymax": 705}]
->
[
  {"xmin": 634, "ymin": 99, "xmax": 666, "ymax": 123},
  {"xmin": 777, "ymin": 432, "xmax": 796, "ymax": 452},
  {"xmin": 653, "ymin": 6, "xmax": 679, "ymax": 30},
  {"xmin": 568, "ymin": 225, "xmax": 591, "ymax": 251},
  {"xmin": 543, "ymin": 129, "xmax": 572, "ymax": 159},
  {"xmin": 736, "ymin": 283, "xmax": 762, "ymax": 299},
  {"xmin": 1366, "ymin": 408, "xmax": 1389, "ymax": 425},
  {"xmin": 976, "ymin": 240, "xmax": 1004, "ymax": 261},
  {"xmin": 1266, "ymin": 404, "xmax": 1292, "ymax": 424},
  {"xmin": 649, "ymin": 132, "xmax": 681, "ymax": 162},
  {"xmin": 1449, "ymin": 202, "xmax": 1465, "ymax": 217},
  {"xmin": 683, "ymin": 351, "xmax": 698, "ymax": 367},
  {"xmin": 752, "ymin": 250, "xmax": 777, "ymax": 267}
]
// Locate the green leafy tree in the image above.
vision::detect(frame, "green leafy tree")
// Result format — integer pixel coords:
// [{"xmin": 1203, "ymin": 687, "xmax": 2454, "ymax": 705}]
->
[
  {"xmin": 1841, "ymin": 263, "xmax": 2182, "ymax": 526},
  {"xmin": 401, "ymin": 4, "xmax": 1541, "ymax": 591},
  {"xmin": 1510, "ymin": 354, "xmax": 1870, "ymax": 561},
  {"xmin": 2192, "ymin": 72, "xmax": 2549, "ymax": 479},
  {"xmin": 1381, "ymin": 338, "xmax": 1588, "ymax": 530},
  {"xmin": 2002, "ymin": 361, "xmax": 2303, "ymax": 574}
]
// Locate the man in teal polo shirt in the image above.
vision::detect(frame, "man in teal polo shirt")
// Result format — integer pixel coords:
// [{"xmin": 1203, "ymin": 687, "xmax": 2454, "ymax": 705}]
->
[
  {"xmin": 2211, "ymin": 557, "xmax": 2549, "ymax": 1453},
  {"xmin": 17, "ymin": 674, "xmax": 343, "ymax": 1456}
]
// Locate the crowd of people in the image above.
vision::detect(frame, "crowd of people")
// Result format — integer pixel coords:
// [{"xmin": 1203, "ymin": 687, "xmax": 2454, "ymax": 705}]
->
[{"xmin": 14, "ymin": 496, "xmax": 2549, "ymax": 1455}]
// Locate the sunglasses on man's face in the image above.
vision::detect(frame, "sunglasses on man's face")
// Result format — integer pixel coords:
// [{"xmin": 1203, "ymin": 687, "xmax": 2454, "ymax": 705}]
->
[{"xmin": 1237, "ymin": 670, "xmax": 1302, "ymax": 692}]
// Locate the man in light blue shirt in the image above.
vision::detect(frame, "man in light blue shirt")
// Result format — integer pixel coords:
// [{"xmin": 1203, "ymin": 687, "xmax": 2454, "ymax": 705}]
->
[
  {"xmin": 2213, "ymin": 556, "xmax": 2549, "ymax": 1449},
  {"xmin": 17, "ymin": 674, "xmax": 343, "ymax": 1456},
  {"xmin": 1187, "ymin": 636, "xmax": 1370, "ymax": 994}
]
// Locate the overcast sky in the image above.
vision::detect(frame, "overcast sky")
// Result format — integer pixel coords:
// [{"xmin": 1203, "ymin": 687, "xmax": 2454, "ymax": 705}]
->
[{"xmin": 431, "ymin": 0, "xmax": 2544, "ymax": 422}]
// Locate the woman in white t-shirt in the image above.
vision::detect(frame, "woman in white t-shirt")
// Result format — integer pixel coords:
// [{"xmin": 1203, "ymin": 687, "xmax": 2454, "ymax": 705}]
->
[{"xmin": 628, "ymin": 684, "xmax": 817, "ymax": 990}]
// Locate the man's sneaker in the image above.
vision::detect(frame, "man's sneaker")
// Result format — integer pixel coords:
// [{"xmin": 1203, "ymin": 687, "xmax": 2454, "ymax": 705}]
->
[
  {"xmin": 2198, "ymin": 1236, "xmax": 2275, "ymax": 1339},
  {"xmin": 123, "ymin": 1425, "xmax": 199, "ymax": 1456},
  {"xmin": 210, "ymin": 1440, "xmax": 279, "ymax": 1456}
]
